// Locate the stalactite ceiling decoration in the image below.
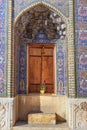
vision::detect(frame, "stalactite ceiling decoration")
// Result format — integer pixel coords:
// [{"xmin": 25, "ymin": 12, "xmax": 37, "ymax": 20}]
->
[{"xmin": 15, "ymin": 4, "xmax": 66, "ymax": 43}]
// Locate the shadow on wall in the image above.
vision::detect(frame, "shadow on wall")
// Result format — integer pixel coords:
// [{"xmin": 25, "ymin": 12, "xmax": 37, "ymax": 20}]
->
[
  {"xmin": 18, "ymin": 95, "xmax": 41, "ymax": 121},
  {"xmin": 17, "ymin": 95, "xmax": 67, "ymax": 124}
]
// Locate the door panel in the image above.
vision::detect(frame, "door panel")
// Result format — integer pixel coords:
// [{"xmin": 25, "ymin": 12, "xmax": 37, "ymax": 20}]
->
[
  {"xmin": 28, "ymin": 44, "xmax": 55, "ymax": 93},
  {"xmin": 29, "ymin": 48, "xmax": 41, "ymax": 56},
  {"xmin": 42, "ymin": 57, "xmax": 53, "ymax": 84},
  {"xmin": 45, "ymin": 85, "xmax": 54, "ymax": 93},
  {"xmin": 29, "ymin": 56, "xmax": 41, "ymax": 93},
  {"xmin": 29, "ymin": 85, "xmax": 40, "ymax": 93},
  {"xmin": 42, "ymin": 48, "xmax": 53, "ymax": 56}
]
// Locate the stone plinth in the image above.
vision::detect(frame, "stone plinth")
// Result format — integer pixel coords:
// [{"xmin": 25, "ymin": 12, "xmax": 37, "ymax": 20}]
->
[
  {"xmin": 18, "ymin": 95, "xmax": 66, "ymax": 121},
  {"xmin": 28, "ymin": 113, "xmax": 56, "ymax": 124}
]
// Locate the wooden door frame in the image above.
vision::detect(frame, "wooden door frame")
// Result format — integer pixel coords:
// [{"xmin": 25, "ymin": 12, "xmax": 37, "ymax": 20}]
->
[{"xmin": 27, "ymin": 43, "xmax": 57, "ymax": 94}]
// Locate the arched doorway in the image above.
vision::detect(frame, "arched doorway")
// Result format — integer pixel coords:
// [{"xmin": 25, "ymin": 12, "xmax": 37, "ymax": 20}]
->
[
  {"xmin": 14, "ymin": 3, "xmax": 67, "ymax": 95},
  {"xmin": 6, "ymin": 0, "xmax": 76, "ymax": 128},
  {"xmin": 13, "ymin": 4, "xmax": 69, "ymax": 121}
]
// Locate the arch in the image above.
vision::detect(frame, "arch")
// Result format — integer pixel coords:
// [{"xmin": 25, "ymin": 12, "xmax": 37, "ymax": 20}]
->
[
  {"xmin": 10, "ymin": 0, "xmax": 76, "ymax": 97},
  {"xmin": 6, "ymin": 0, "xmax": 76, "ymax": 127},
  {"xmin": 14, "ymin": 1, "xmax": 68, "ymax": 27},
  {"xmin": 13, "ymin": 2, "xmax": 68, "ymax": 95},
  {"xmin": 14, "ymin": 3, "xmax": 67, "ymax": 44}
]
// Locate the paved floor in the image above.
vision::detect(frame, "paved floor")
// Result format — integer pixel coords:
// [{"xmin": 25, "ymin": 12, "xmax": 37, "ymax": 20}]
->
[{"xmin": 13, "ymin": 121, "xmax": 70, "ymax": 130}]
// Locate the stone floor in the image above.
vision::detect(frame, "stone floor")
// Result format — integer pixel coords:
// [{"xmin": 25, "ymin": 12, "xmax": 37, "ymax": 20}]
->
[{"xmin": 13, "ymin": 121, "xmax": 71, "ymax": 130}]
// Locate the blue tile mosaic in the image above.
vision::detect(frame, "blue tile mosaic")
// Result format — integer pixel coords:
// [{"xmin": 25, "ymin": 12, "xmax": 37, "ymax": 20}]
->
[
  {"xmin": 33, "ymin": 30, "xmax": 50, "ymax": 43},
  {"xmin": 0, "ymin": 0, "xmax": 7, "ymax": 96},
  {"xmin": 57, "ymin": 46, "xmax": 65, "ymax": 95},
  {"xmin": 56, "ymin": 40, "xmax": 67, "ymax": 95},
  {"xmin": 14, "ymin": 0, "xmax": 69, "ymax": 18},
  {"xmin": 16, "ymin": 5, "xmax": 67, "ymax": 95},
  {"xmin": 18, "ymin": 44, "xmax": 27, "ymax": 94},
  {"xmin": 76, "ymin": 0, "xmax": 87, "ymax": 97}
]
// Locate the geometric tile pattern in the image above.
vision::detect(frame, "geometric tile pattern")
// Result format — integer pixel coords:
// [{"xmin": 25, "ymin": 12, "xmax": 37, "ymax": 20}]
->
[
  {"xmin": 0, "ymin": 0, "xmax": 7, "ymax": 96},
  {"xmin": 14, "ymin": 0, "xmax": 69, "ymax": 18},
  {"xmin": 75, "ymin": 0, "xmax": 87, "ymax": 97},
  {"xmin": 67, "ymin": 0, "xmax": 76, "ymax": 97}
]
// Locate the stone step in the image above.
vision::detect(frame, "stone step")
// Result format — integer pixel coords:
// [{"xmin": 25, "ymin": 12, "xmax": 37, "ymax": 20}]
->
[
  {"xmin": 13, "ymin": 122, "xmax": 71, "ymax": 130},
  {"xmin": 28, "ymin": 113, "xmax": 56, "ymax": 125}
]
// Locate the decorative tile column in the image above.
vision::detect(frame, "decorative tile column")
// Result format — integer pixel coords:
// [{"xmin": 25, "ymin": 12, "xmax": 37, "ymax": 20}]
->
[
  {"xmin": 7, "ymin": 0, "xmax": 15, "ymax": 97},
  {"xmin": 67, "ymin": 0, "xmax": 76, "ymax": 97}
]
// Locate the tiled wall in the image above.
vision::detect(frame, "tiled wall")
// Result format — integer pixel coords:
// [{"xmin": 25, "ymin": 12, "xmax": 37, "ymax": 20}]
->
[
  {"xmin": 75, "ymin": 0, "xmax": 87, "ymax": 97},
  {"xmin": 0, "ymin": 0, "xmax": 74, "ymax": 96},
  {"xmin": 0, "ymin": 0, "xmax": 7, "ymax": 96},
  {"xmin": 14, "ymin": 0, "xmax": 69, "ymax": 18},
  {"xmin": 1, "ymin": 0, "xmax": 86, "ymax": 97},
  {"xmin": 15, "ymin": 3, "xmax": 68, "ymax": 95},
  {"xmin": 18, "ymin": 44, "xmax": 27, "ymax": 94},
  {"xmin": 56, "ymin": 39, "xmax": 67, "ymax": 95}
]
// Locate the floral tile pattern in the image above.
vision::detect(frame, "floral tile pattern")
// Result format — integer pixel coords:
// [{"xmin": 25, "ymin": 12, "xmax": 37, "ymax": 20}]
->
[
  {"xmin": 18, "ymin": 44, "xmax": 27, "ymax": 94},
  {"xmin": 0, "ymin": 0, "xmax": 7, "ymax": 96},
  {"xmin": 76, "ymin": 0, "xmax": 87, "ymax": 97}
]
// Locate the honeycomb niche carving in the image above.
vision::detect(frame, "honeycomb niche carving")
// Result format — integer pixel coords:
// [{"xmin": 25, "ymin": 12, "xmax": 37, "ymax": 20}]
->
[{"xmin": 15, "ymin": 4, "xmax": 66, "ymax": 43}]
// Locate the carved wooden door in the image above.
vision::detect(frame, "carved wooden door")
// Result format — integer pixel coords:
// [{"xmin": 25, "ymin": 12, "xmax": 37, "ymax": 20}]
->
[{"xmin": 28, "ymin": 44, "xmax": 55, "ymax": 93}]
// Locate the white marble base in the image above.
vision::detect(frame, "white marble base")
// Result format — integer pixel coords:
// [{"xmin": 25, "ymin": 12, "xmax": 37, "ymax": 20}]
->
[
  {"xmin": 0, "ymin": 97, "xmax": 87, "ymax": 130},
  {"xmin": 68, "ymin": 99, "xmax": 87, "ymax": 130},
  {"xmin": 0, "ymin": 98, "xmax": 15, "ymax": 130}
]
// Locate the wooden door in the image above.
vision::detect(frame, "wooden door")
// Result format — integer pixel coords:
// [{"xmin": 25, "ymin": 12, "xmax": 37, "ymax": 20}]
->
[{"xmin": 28, "ymin": 44, "xmax": 55, "ymax": 93}]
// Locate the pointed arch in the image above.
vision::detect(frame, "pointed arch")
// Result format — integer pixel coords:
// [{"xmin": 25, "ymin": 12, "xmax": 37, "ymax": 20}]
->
[
  {"xmin": 14, "ymin": 1, "xmax": 68, "ymax": 26},
  {"xmin": 9, "ymin": 0, "xmax": 75, "ymax": 97}
]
